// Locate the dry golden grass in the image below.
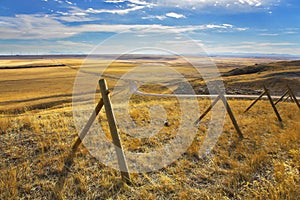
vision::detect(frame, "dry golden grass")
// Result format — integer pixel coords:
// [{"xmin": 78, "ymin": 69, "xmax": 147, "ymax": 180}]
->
[
  {"xmin": 0, "ymin": 98, "xmax": 299, "ymax": 199},
  {"xmin": 0, "ymin": 56, "xmax": 299, "ymax": 199}
]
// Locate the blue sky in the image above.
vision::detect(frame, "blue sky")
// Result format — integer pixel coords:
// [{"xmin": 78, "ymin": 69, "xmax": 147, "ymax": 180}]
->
[{"xmin": 0, "ymin": 0, "xmax": 299, "ymax": 55}]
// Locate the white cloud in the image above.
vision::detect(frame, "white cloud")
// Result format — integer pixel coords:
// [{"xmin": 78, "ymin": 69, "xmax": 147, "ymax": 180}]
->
[
  {"xmin": 222, "ymin": 24, "xmax": 233, "ymax": 28},
  {"xmin": 280, "ymin": 28, "xmax": 299, "ymax": 35},
  {"xmin": 56, "ymin": 15, "xmax": 97, "ymax": 22},
  {"xmin": 65, "ymin": 0, "xmax": 73, "ymax": 5},
  {"xmin": 55, "ymin": 7, "xmax": 97, "ymax": 22},
  {"xmin": 241, "ymin": 41, "xmax": 296, "ymax": 46},
  {"xmin": 283, "ymin": 31, "xmax": 297, "ymax": 35},
  {"xmin": 142, "ymin": 15, "xmax": 167, "ymax": 20},
  {"xmin": 128, "ymin": 0, "xmax": 155, "ymax": 6},
  {"xmin": 105, "ymin": 0, "xmax": 155, "ymax": 7},
  {"xmin": 53, "ymin": 0, "xmax": 63, "ymax": 3},
  {"xmin": 259, "ymin": 33, "xmax": 279, "ymax": 36},
  {"xmin": 105, "ymin": 0, "xmax": 150, "ymax": 5},
  {"xmin": 236, "ymin": 27, "xmax": 248, "ymax": 31},
  {"xmin": 56, "ymin": 40, "xmax": 93, "ymax": 47},
  {"xmin": 0, "ymin": 14, "xmax": 247, "ymax": 40},
  {"xmin": 0, "ymin": 40, "xmax": 94, "ymax": 54},
  {"xmin": 204, "ymin": 40, "xmax": 300, "ymax": 55},
  {"xmin": 52, "ymin": 0, "xmax": 154, "ymax": 17},
  {"xmin": 86, "ymin": 5, "xmax": 145, "ymax": 15},
  {"xmin": 206, "ymin": 24, "xmax": 229, "ymax": 29},
  {"xmin": 143, "ymin": 12, "xmax": 186, "ymax": 20},
  {"xmin": 238, "ymin": 0, "xmax": 262, "ymax": 6},
  {"xmin": 166, "ymin": 12, "xmax": 186, "ymax": 19},
  {"xmin": 1, "ymin": 12, "xmax": 297, "ymax": 55},
  {"xmin": 153, "ymin": 0, "xmax": 278, "ymax": 11},
  {"xmin": 105, "ymin": 0, "xmax": 126, "ymax": 3},
  {"xmin": 0, "ymin": 14, "xmax": 72, "ymax": 39}
]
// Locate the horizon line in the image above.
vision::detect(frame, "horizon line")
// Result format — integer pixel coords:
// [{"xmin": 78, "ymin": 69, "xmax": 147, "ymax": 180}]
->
[{"xmin": 0, "ymin": 52, "xmax": 300, "ymax": 59}]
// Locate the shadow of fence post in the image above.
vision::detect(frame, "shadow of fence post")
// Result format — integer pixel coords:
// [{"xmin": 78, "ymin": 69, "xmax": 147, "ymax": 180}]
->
[{"xmin": 53, "ymin": 98, "xmax": 104, "ymax": 199}]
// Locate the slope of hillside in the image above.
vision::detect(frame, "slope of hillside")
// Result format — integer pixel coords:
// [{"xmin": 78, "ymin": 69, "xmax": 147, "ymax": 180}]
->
[{"xmin": 221, "ymin": 60, "xmax": 300, "ymax": 95}]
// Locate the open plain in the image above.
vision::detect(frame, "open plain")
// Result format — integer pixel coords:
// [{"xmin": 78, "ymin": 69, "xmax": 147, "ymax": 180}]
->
[{"xmin": 0, "ymin": 55, "xmax": 299, "ymax": 199}]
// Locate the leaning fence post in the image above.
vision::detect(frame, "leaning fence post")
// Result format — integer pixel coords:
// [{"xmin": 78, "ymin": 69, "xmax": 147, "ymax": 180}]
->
[
  {"xmin": 287, "ymin": 85, "xmax": 300, "ymax": 109},
  {"xmin": 99, "ymin": 79, "xmax": 131, "ymax": 184},
  {"xmin": 264, "ymin": 86, "xmax": 283, "ymax": 126},
  {"xmin": 194, "ymin": 92, "xmax": 243, "ymax": 139},
  {"xmin": 244, "ymin": 90, "xmax": 266, "ymax": 113},
  {"xmin": 220, "ymin": 93, "xmax": 243, "ymax": 139},
  {"xmin": 194, "ymin": 95, "xmax": 221, "ymax": 126},
  {"xmin": 274, "ymin": 90, "xmax": 289, "ymax": 105}
]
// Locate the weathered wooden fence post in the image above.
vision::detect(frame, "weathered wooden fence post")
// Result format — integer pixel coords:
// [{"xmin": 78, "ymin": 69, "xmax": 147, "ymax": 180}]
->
[
  {"xmin": 244, "ymin": 90, "xmax": 266, "ymax": 113},
  {"xmin": 194, "ymin": 92, "xmax": 243, "ymax": 139},
  {"xmin": 99, "ymin": 79, "xmax": 131, "ymax": 184},
  {"xmin": 287, "ymin": 85, "xmax": 300, "ymax": 109},
  {"xmin": 194, "ymin": 95, "xmax": 221, "ymax": 126},
  {"xmin": 53, "ymin": 79, "xmax": 133, "ymax": 199},
  {"xmin": 244, "ymin": 86, "xmax": 283, "ymax": 127},
  {"xmin": 264, "ymin": 86, "xmax": 283, "ymax": 124},
  {"xmin": 274, "ymin": 90, "xmax": 289, "ymax": 105},
  {"xmin": 219, "ymin": 93, "xmax": 243, "ymax": 139}
]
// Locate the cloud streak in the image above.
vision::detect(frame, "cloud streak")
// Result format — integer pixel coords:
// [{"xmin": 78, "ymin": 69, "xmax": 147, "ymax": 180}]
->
[
  {"xmin": 204, "ymin": 40, "xmax": 300, "ymax": 55},
  {"xmin": 86, "ymin": 5, "xmax": 145, "ymax": 15},
  {"xmin": 142, "ymin": 12, "xmax": 186, "ymax": 20},
  {"xmin": 0, "ymin": 14, "xmax": 247, "ymax": 40},
  {"xmin": 153, "ymin": 0, "xmax": 279, "ymax": 11},
  {"xmin": 0, "ymin": 40, "xmax": 94, "ymax": 54},
  {"xmin": 166, "ymin": 12, "xmax": 186, "ymax": 19}
]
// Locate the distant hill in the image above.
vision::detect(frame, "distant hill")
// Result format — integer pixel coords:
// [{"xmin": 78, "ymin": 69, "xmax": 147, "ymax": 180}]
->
[
  {"xmin": 223, "ymin": 60, "xmax": 300, "ymax": 76},
  {"xmin": 221, "ymin": 60, "xmax": 300, "ymax": 96}
]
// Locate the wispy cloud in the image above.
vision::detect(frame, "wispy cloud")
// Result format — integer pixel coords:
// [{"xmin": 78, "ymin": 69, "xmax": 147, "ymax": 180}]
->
[
  {"xmin": 105, "ymin": 0, "xmax": 153, "ymax": 6},
  {"xmin": 105, "ymin": 0, "xmax": 126, "ymax": 3},
  {"xmin": 0, "ymin": 14, "xmax": 247, "ymax": 39},
  {"xmin": 0, "ymin": 14, "xmax": 71, "ymax": 39},
  {"xmin": 242, "ymin": 41, "xmax": 296, "ymax": 46},
  {"xmin": 166, "ymin": 12, "xmax": 186, "ymax": 19},
  {"xmin": 281, "ymin": 28, "xmax": 299, "ymax": 35},
  {"xmin": 65, "ymin": 0, "xmax": 73, "ymax": 5},
  {"xmin": 53, "ymin": 0, "xmax": 155, "ymax": 17},
  {"xmin": 259, "ymin": 33, "xmax": 279, "ymax": 36},
  {"xmin": 205, "ymin": 41, "xmax": 300, "ymax": 55},
  {"xmin": 86, "ymin": 5, "xmax": 145, "ymax": 15},
  {"xmin": 127, "ymin": 0, "xmax": 156, "ymax": 6},
  {"xmin": 142, "ymin": 15, "xmax": 167, "ymax": 20},
  {"xmin": 55, "ymin": 7, "xmax": 97, "ymax": 22},
  {"xmin": 142, "ymin": 12, "xmax": 186, "ymax": 20},
  {"xmin": 103, "ymin": 0, "xmax": 278, "ymax": 13},
  {"xmin": 56, "ymin": 15, "xmax": 97, "ymax": 22},
  {"xmin": 154, "ymin": 0, "xmax": 278, "ymax": 12},
  {"xmin": 0, "ymin": 40, "xmax": 94, "ymax": 54},
  {"xmin": 283, "ymin": 31, "xmax": 297, "ymax": 35}
]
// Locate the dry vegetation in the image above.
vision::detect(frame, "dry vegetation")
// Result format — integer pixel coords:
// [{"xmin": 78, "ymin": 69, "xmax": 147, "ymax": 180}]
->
[{"xmin": 0, "ymin": 56, "xmax": 299, "ymax": 199}]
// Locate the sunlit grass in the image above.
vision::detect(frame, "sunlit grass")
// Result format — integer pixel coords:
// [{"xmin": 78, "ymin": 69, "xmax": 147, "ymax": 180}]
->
[
  {"xmin": 0, "ymin": 97, "xmax": 299, "ymax": 199},
  {"xmin": 0, "ymin": 57, "xmax": 299, "ymax": 199}
]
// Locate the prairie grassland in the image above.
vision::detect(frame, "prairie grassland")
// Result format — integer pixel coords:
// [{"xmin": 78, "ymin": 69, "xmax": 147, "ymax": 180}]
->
[
  {"xmin": 0, "ymin": 98, "xmax": 299, "ymax": 199},
  {"xmin": 0, "ymin": 56, "xmax": 299, "ymax": 199}
]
